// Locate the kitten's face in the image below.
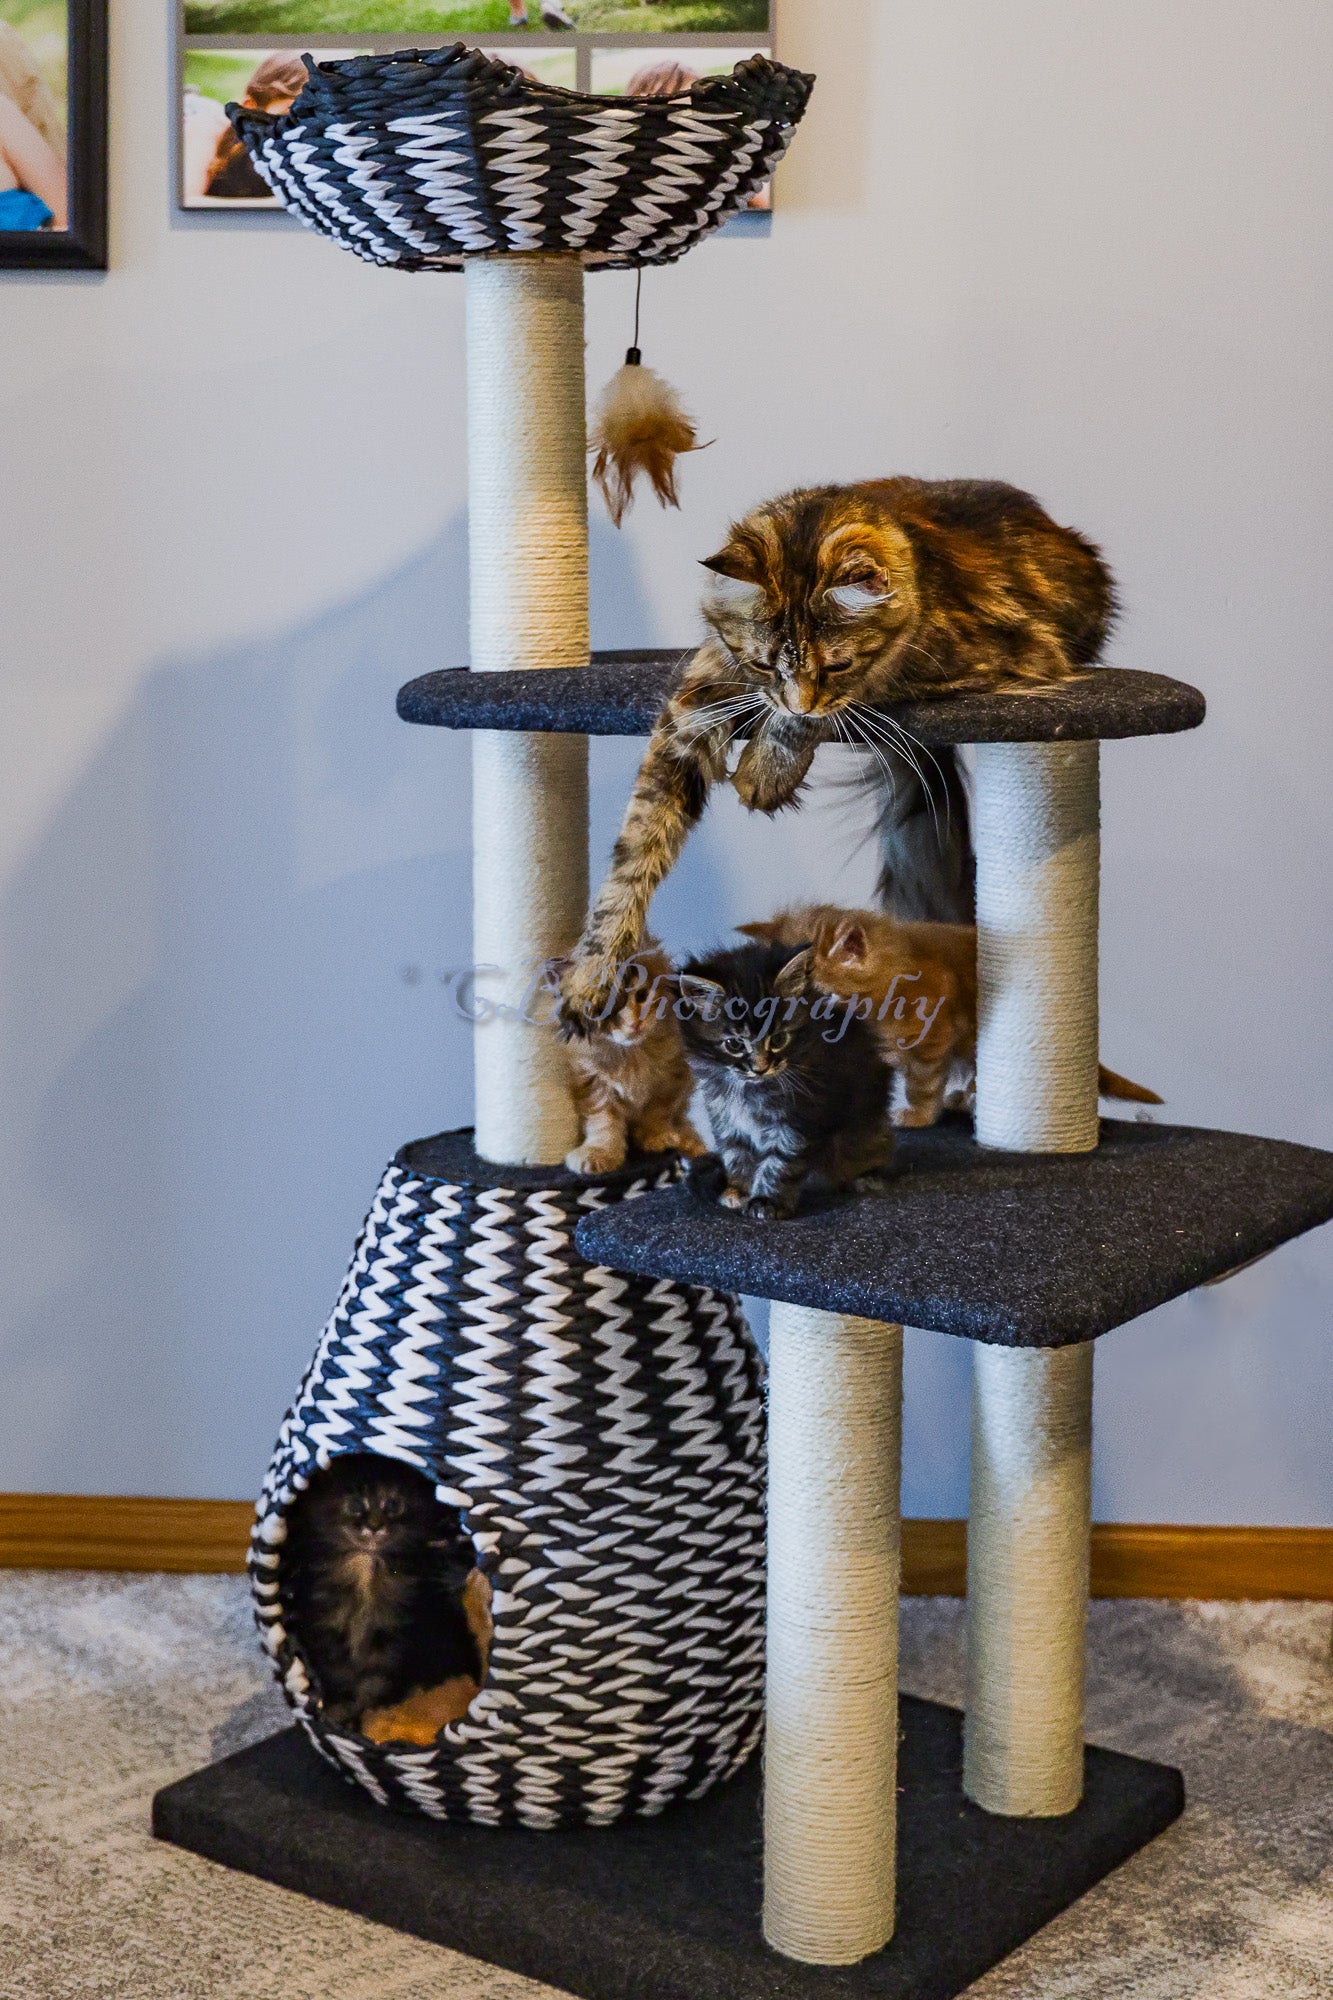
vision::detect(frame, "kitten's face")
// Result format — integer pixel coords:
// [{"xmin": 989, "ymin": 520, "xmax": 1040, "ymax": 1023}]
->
[
  {"xmin": 302, "ymin": 1457, "xmax": 435, "ymax": 1561},
  {"xmin": 597, "ymin": 949, "xmax": 674, "ymax": 1047},
  {"xmin": 678, "ymin": 946, "xmax": 814, "ymax": 1079},
  {"xmin": 701, "ymin": 498, "xmax": 918, "ymax": 719}
]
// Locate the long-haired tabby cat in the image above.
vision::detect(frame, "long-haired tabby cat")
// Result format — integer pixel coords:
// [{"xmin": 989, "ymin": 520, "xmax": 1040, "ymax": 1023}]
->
[
  {"xmin": 563, "ymin": 937, "xmax": 706, "ymax": 1175},
  {"xmin": 678, "ymin": 939, "xmax": 893, "ymax": 1220},
  {"xmin": 281, "ymin": 1453, "xmax": 491, "ymax": 1745},
  {"xmin": 562, "ymin": 479, "xmax": 1115, "ymax": 1027},
  {"xmin": 743, "ymin": 904, "xmax": 1162, "ymax": 1129}
]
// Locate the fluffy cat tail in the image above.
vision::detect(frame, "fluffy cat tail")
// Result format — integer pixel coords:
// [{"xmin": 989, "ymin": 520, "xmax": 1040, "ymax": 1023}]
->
[{"xmin": 873, "ymin": 744, "xmax": 976, "ymax": 923}]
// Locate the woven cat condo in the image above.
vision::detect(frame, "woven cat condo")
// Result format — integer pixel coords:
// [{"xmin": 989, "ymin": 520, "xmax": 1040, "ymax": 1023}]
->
[{"xmin": 213, "ymin": 47, "xmax": 811, "ymax": 1835}]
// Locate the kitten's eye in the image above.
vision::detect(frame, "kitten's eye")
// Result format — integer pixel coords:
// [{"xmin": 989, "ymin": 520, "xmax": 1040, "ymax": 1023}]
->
[
  {"xmin": 721, "ymin": 1034, "xmax": 748, "ymax": 1058},
  {"xmin": 769, "ymin": 1029, "xmax": 792, "ymax": 1052},
  {"xmin": 821, "ymin": 658, "xmax": 856, "ymax": 674}
]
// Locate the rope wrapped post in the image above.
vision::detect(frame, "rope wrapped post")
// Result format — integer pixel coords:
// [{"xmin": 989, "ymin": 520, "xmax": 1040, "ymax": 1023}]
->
[
  {"xmin": 966, "ymin": 740, "xmax": 1100, "ymax": 1815},
  {"xmin": 764, "ymin": 1305, "xmax": 903, "ymax": 1964},
  {"xmin": 466, "ymin": 253, "xmax": 589, "ymax": 1167}
]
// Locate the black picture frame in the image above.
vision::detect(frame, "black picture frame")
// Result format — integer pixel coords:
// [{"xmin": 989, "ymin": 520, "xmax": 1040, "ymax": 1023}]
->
[{"xmin": 0, "ymin": 0, "xmax": 107, "ymax": 271}]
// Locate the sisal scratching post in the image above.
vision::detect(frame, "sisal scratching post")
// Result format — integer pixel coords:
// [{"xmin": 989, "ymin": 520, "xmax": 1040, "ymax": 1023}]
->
[
  {"xmin": 966, "ymin": 740, "xmax": 1100, "ymax": 1815},
  {"xmin": 466, "ymin": 254, "xmax": 590, "ymax": 1166},
  {"xmin": 764, "ymin": 1305, "xmax": 903, "ymax": 1964}
]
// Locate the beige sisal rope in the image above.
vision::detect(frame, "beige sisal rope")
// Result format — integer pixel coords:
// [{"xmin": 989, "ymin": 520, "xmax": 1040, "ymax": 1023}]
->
[
  {"xmin": 965, "ymin": 740, "xmax": 1100, "ymax": 1815},
  {"xmin": 465, "ymin": 254, "xmax": 590, "ymax": 1165},
  {"xmin": 764, "ymin": 1305, "xmax": 902, "ymax": 1964},
  {"xmin": 965, "ymin": 1341, "xmax": 1094, "ymax": 1815},
  {"xmin": 973, "ymin": 741, "xmax": 1100, "ymax": 1153}
]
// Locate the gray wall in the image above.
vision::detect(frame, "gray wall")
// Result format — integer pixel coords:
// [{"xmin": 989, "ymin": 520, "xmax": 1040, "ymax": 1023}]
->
[{"xmin": 0, "ymin": 0, "xmax": 1328, "ymax": 1517}]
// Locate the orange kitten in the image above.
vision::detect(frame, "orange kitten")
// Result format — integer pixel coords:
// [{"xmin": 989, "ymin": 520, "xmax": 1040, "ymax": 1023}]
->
[
  {"xmin": 741, "ymin": 906, "xmax": 1161, "ymax": 1129},
  {"xmin": 564, "ymin": 939, "xmax": 707, "ymax": 1175}
]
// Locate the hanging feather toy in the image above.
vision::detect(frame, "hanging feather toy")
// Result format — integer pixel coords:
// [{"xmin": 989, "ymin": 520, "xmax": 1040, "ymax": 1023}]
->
[{"xmin": 589, "ymin": 272, "xmax": 707, "ymax": 527}]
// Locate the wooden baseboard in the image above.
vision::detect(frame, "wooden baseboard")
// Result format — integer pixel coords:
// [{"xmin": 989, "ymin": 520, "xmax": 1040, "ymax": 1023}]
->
[
  {"xmin": 0, "ymin": 1497, "xmax": 1328, "ymax": 1599},
  {"xmin": 0, "ymin": 1494, "xmax": 255, "ymax": 1574},
  {"xmin": 899, "ymin": 1520, "xmax": 1332, "ymax": 1601}
]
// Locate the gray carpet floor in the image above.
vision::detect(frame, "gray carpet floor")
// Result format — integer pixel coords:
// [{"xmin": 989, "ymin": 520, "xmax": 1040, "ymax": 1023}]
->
[{"xmin": 0, "ymin": 1576, "xmax": 1328, "ymax": 1998}]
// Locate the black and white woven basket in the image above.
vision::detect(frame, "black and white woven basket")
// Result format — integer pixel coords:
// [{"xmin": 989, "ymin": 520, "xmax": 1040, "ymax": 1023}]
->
[
  {"xmin": 229, "ymin": 44, "xmax": 814, "ymax": 271},
  {"xmin": 251, "ymin": 1129, "xmax": 766, "ymax": 1829}
]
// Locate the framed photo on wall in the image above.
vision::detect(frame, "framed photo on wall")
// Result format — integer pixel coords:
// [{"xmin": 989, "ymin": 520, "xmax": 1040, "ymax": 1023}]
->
[
  {"xmin": 178, "ymin": 1, "xmax": 776, "ymax": 219},
  {"xmin": 0, "ymin": 0, "xmax": 107, "ymax": 269}
]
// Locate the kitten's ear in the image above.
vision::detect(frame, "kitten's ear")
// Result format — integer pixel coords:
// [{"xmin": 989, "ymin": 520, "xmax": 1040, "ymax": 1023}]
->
[
  {"xmin": 737, "ymin": 920, "xmax": 777, "ymax": 940},
  {"xmin": 677, "ymin": 973, "xmax": 726, "ymax": 1014},
  {"xmin": 774, "ymin": 946, "xmax": 814, "ymax": 998},
  {"xmin": 700, "ymin": 539, "xmax": 762, "ymax": 584},
  {"xmin": 831, "ymin": 923, "xmax": 868, "ymax": 965}
]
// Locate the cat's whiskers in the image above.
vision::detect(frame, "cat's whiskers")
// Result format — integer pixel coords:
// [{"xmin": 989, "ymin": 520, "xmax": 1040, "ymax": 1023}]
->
[{"xmin": 845, "ymin": 704, "xmax": 947, "ymax": 846}]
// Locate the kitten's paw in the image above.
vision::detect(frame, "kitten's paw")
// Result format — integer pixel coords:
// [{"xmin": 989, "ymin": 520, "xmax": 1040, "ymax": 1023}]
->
[
  {"xmin": 853, "ymin": 1170, "xmax": 896, "ymax": 1197},
  {"xmin": 565, "ymin": 1142, "xmax": 627, "ymax": 1177},
  {"xmin": 891, "ymin": 1105, "xmax": 939, "ymax": 1129},
  {"xmin": 639, "ymin": 1122, "xmax": 708, "ymax": 1159},
  {"xmin": 744, "ymin": 1194, "xmax": 796, "ymax": 1222},
  {"xmin": 719, "ymin": 1184, "xmax": 748, "ymax": 1210},
  {"xmin": 686, "ymin": 1153, "xmax": 729, "ymax": 1203}
]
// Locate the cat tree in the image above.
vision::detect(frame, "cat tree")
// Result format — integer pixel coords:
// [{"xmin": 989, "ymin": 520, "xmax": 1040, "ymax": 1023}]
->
[{"xmin": 154, "ymin": 42, "xmax": 1333, "ymax": 2000}]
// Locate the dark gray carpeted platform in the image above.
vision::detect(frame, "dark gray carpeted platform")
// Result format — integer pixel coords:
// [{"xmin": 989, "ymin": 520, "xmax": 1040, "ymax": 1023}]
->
[
  {"xmin": 152, "ymin": 1698, "xmax": 1184, "ymax": 2000},
  {"xmin": 397, "ymin": 654, "xmax": 1206, "ymax": 741},
  {"xmin": 574, "ymin": 1119, "xmax": 1333, "ymax": 1345}
]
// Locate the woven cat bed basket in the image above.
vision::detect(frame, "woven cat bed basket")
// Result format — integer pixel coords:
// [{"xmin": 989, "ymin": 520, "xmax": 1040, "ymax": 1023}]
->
[
  {"xmin": 251, "ymin": 1130, "xmax": 766, "ymax": 1829},
  {"xmin": 228, "ymin": 44, "xmax": 814, "ymax": 271}
]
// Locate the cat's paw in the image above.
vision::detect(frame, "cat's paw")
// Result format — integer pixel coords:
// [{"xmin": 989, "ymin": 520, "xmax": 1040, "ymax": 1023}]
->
[
  {"xmin": 557, "ymin": 954, "xmax": 619, "ymax": 1039},
  {"xmin": 639, "ymin": 1122, "xmax": 708, "ymax": 1159},
  {"xmin": 892, "ymin": 1104, "xmax": 939, "ymax": 1129},
  {"xmin": 719, "ymin": 1184, "xmax": 748, "ymax": 1210},
  {"xmin": 731, "ymin": 753, "xmax": 799, "ymax": 816},
  {"xmin": 744, "ymin": 1193, "xmax": 796, "ymax": 1222},
  {"xmin": 686, "ymin": 1152, "xmax": 728, "ymax": 1202},
  {"xmin": 853, "ymin": 1170, "xmax": 896, "ymax": 1197},
  {"xmin": 565, "ymin": 1141, "xmax": 627, "ymax": 1177}
]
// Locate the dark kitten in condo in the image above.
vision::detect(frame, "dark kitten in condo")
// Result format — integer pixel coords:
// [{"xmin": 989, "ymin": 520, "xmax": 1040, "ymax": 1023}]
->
[
  {"xmin": 678, "ymin": 939, "xmax": 894, "ymax": 1221},
  {"xmin": 282, "ymin": 1453, "xmax": 491, "ymax": 1746}
]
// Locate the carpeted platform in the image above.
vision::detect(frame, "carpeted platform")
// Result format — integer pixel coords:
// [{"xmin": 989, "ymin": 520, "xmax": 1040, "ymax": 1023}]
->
[
  {"xmin": 574, "ymin": 1119, "xmax": 1333, "ymax": 1344},
  {"xmin": 2, "ymin": 1577, "xmax": 1330, "ymax": 1998},
  {"xmin": 396, "ymin": 655, "xmax": 1206, "ymax": 742},
  {"xmin": 151, "ymin": 1701, "xmax": 1182, "ymax": 2000}
]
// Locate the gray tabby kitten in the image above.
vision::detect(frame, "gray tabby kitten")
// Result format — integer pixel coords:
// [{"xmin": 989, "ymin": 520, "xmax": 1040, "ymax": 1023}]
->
[{"xmin": 677, "ymin": 939, "xmax": 894, "ymax": 1221}]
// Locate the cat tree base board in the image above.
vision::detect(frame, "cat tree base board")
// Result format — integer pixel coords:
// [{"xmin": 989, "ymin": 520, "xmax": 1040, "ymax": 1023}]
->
[{"xmin": 153, "ymin": 1697, "xmax": 1182, "ymax": 2000}]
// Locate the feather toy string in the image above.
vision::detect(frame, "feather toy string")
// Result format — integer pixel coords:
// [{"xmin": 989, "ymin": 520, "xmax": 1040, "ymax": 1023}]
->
[{"xmin": 589, "ymin": 270, "xmax": 707, "ymax": 526}]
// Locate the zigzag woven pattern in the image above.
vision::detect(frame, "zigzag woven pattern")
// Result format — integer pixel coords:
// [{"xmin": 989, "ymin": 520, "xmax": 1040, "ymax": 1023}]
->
[
  {"xmin": 250, "ymin": 1130, "xmax": 767, "ymax": 1828},
  {"xmin": 229, "ymin": 45, "xmax": 814, "ymax": 271}
]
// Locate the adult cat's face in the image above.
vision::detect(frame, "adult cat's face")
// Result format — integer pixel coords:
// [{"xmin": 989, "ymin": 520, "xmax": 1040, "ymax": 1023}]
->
[{"xmin": 700, "ymin": 492, "xmax": 919, "ymax": 719}]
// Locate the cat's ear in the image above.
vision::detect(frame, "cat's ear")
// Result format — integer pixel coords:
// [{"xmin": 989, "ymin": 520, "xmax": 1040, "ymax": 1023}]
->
[
  {"xmin": 830, "ymin": 922, "xmax": 868, "ymax": 965},
  {"xmin": 737, "ymin": 920, "xmax": 777, "ymax": 940},
  {"xmin": 773, "ymin": 946, "xmax": 814, "ymax": 998},
  {"xmin": 677, "ymin": 973, "xmax": 726, "ymax": 1017},
  {"xmin": 700, "ymin": 539, "xmax": 762, "ymax": 584}
]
